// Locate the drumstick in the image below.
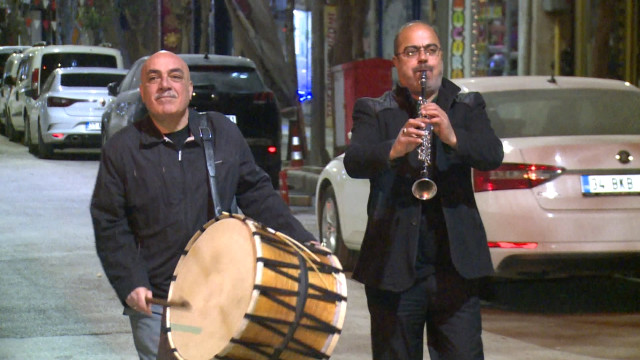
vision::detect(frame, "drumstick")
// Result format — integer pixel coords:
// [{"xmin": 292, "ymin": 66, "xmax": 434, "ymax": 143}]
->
[{"xmin": 145, "ymin": 297, "xmax": 192, "ymax": 310}]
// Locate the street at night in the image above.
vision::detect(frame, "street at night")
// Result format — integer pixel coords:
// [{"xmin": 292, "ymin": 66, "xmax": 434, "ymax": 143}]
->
[{"xmin": 1, "ymin": 135, "xmax": 639, "ymax": 359}]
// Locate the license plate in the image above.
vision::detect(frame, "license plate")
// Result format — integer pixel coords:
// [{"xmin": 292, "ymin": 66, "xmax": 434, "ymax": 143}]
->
[
  {"xmin": 86, "ymin": 122, "xmax": 101, "ymax": 131},
  {"xmin": 581, "ymin": 174, "xmax": 640, "ymax": 195}
]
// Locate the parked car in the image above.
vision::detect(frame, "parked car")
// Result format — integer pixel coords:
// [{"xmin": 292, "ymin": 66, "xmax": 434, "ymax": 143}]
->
[
  {"xmin": 5, "ymin": 54, "xmax": 31, "ymax": 141},
  {"xmin": 25, "ymin": 67, "xmax": 127, "ymax": 158},
  {"xmin": 0, "ymin": 51, "xmax": 26, "ymax": 133},
  {"xmin": 102, "ymin": 53, "xmax": 282, "ymax": 188},
  {"xmin": 316, "ymin": 76, "xmax": 640, "ymax": 277},
  {"xmin": 0, "ymin": 45, "xmax": 30, "ymax": 75},
  {"xmin": 5, "ymin": 43, "xmax": 123, "ymax": 142}
]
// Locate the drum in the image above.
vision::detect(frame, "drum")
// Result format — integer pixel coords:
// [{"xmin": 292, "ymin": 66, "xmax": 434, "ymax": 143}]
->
[{"xmin": 165, "ymin": 213, "xmax": 347, "ymax": 360}]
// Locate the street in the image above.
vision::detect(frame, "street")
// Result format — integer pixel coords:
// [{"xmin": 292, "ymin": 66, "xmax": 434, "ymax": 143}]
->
[{"xmin": 1, "ymin": 135, "xmax": 639, "ymax": 360}]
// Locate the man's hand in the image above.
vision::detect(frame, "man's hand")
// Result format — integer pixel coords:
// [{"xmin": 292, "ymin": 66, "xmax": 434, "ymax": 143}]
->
[
  {"xmin": 421, "ymin": 102, "xmax": 457, "ymax": 148},
  {"xmin": 389, "ymin": 103, "xmax": 457, "ymax": 161},
  {"xmin": 390, "ymin": 117, "xmax": 426, "ymax": 160},
  {"xmin": 126, "ymin": 287, "xmax": 153, "ymax": 315}
]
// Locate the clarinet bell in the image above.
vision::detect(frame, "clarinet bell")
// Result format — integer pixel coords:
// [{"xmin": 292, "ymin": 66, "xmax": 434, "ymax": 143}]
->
[{"xmin": 412, "ymin": 176, "xmax": 437, "ymax": 200}]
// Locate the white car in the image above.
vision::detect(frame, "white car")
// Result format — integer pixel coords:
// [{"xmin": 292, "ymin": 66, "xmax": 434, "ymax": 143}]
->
[
  {"xmin": 25, "ymin": 67, "xmax": 127, "ymax": 158},
  {"xmin": 5, "ymin": 43, "xmax": 124, "ymax": 143},
  {"xmin": 5, "ymin": 54, "xmax": 32, "ymax": 141},
  {"xmin": 315, "ymin": 76, "xmax": 640, "ymax": 278},
  {"xmin": 0, "ymin": 48, "xmax": 29, "ymax": 133}
]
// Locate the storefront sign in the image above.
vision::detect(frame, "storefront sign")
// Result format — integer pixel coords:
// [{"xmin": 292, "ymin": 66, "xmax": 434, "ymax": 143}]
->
[
  {"xmin": 324, "ymin": 5, "xmax": 337, "ymax": 127},
  {"xmin": 450, "ymin": 0, "xmax": 465, "ymax": 78}
]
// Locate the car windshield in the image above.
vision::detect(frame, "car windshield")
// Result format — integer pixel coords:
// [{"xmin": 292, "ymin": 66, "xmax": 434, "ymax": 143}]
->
[
  {"xmin": 483, "ymin": 89, "xmax": 640, "ymax": 137},
  {"xmin": 190, "ymin": 65, "xmax": 265, "ymax": 93},
  {"xmin": 60, "ymin": 73, "xmax": 125, "ymax": 87},
  {"xmin": 41, "ymin": 53, "xmax": 118, "ymax": 87}
]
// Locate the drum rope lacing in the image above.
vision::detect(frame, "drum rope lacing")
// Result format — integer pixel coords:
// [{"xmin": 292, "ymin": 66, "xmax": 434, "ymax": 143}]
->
[
  {"xmin": 235, "ymin": 230, "xmax": 343, "ymax": 359},
  {"xmin": 268, "ymin": 248, "xmax": 309, "ymax": 359},
  {"xmin": 170, "ymin": 213, "xmax": 346, "ymax": 360},
  {"xmin": 219, "ymin": 221, "xmax": 344, "ymax": 360}
]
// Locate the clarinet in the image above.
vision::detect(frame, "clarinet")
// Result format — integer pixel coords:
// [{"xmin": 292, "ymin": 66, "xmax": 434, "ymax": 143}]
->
[{"xmin": 411, "ymin": 71, "xmax": 438, "ymax": 200}]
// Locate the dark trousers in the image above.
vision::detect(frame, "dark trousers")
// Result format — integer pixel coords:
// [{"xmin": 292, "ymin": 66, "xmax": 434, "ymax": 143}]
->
[
  {"xmin": 125, "ymin": 303, "xmax": 164, "ymax": 360},
  {"xmin": 365, "ymin": 271, "xmax": 484, "ymax": 360},
  {"xmin": 157, "ymin": 308, "xmax": 176, "ymax": 360}
]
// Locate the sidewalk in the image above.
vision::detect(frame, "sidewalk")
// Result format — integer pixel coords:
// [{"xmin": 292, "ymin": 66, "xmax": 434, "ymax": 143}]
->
[{"xmin": 279, "ymin": 119, "xmax": 330, "ymax": 206}]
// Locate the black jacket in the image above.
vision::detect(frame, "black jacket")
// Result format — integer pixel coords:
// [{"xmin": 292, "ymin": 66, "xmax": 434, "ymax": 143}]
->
[
  {"xmin": 343, "ymin": 78, "xmax": 504, "ymax": 292},
  {"xmin": 91, "ymin": 109, "xmax": 314, "ymax": 305}
]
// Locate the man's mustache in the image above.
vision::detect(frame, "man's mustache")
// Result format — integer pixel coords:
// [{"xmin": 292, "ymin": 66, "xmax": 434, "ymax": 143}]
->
[
  {"xmin": 414, "ymin": 65, "xmax": 432, "ymax": 73},
  {"xmin": 155, "ymin": 91, "xmax": 178, "ymax": 100}
]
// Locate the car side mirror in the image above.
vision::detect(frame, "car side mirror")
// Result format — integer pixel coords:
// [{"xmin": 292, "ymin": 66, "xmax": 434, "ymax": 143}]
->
[{"xmin": 107, "ymin": 82, "xmax": 119, "ymax": 97}]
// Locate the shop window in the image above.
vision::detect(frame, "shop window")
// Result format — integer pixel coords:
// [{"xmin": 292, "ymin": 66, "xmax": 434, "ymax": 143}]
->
[
  {"xmin": 471, "ymin": 0, "xmax": 518, "ymax": 77},
  {"xmin": 294, "ymin": 9, "xmax": 312, "ymax": 102}
]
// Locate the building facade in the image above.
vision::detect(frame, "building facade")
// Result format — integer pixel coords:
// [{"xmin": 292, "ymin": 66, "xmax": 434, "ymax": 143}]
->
[{"xmin": 363, "ymin": 0, "xmax": 638, "ymax": 85}]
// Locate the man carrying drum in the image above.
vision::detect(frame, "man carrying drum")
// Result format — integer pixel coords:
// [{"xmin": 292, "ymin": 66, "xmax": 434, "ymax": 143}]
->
[{"xmin": 90, "ymin": 50, "xmax": 317, "ymax": 360}]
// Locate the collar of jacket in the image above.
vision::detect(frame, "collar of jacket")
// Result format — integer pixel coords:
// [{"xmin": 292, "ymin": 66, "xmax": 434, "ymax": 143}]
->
[
  {"xmin": 392, "ymin": 77, "xmax": 461, "ymax": 114},
  {"xmin": 137, "ymin": 108, "xmax": 205, "ymax": 148}
]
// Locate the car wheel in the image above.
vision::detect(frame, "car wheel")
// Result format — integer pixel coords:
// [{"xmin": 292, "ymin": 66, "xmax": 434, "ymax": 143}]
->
[
  {"xmin": 37, "ymin": 121, "xmax": 53, "ymax": 159},
  {"xmin": 6, "ymin": 116, "xmax": 20, "ymax": 142},
  {"xmin": 2, "ymin": 108, "xmax": 9, "ymax": 136},
  {"xmin": 26, "ymin": 118, "xmax": 37, "ymax": 154},
  {"xmin": 22, "ymin": 113, "xmax": 30, "ymax": 146},
  {"xmin": 319, "ymin": 185, "xmax": 356, "ymax": 271}
]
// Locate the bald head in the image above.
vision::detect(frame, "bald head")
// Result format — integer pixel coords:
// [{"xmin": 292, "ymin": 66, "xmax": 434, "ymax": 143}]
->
[
  {"xmin": 394, "ymin": 21, "xmax": 439, "ymax": 55},
  {"xmin": 141, "ymin": 51, "xmax": 191, "ymax": 84},
  {"xmin": 392, "ymin": 21, "xmax": 443, "ymax": 98},
  {"xmin": 139, "ymin": 51, "xmax": 193, "ymax": 131}
]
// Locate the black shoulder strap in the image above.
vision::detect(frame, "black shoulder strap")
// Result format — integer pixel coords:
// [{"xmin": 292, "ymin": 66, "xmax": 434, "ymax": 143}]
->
[{"xmin": 199, "ymin": 115, "xmax": 223, "ymax": 217}]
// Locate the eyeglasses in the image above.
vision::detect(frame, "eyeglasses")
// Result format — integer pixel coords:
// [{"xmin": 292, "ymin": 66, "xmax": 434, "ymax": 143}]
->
[{"xmin": 396, "ymin": 45, "xmax": 441, "ymax": 58}]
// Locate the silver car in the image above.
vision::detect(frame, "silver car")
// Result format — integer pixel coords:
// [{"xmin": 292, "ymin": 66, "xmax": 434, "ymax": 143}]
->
[
  {"xmin": 316, "ymin": 76, "xmax": 640, "ymax": 278},
  {"xmin": 25, "ymin": 67, "xmax": 127, "ymax": 158}
]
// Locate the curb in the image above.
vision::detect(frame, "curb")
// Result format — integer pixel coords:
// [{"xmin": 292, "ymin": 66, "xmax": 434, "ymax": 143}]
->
[{"xmin": 280, "ymin": 166, "xmax": 322, "ymax": 207}]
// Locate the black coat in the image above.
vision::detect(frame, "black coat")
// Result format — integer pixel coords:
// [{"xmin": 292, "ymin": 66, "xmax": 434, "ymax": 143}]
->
[
  {"xmin": 343, "ymin": 78, "xmax": 504, "ymax": 292},
  {"xmin": 91, "ymin": 109, "xmax": 315, "ymax": 305}
]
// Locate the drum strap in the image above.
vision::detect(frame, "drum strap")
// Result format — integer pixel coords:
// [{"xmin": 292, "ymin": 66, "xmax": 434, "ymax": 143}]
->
[{"xmin": 199, "ymin": 116, "xmax": 223, "ymax": 217}]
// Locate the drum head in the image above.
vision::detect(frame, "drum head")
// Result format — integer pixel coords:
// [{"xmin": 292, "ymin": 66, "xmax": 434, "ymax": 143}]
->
[{"xmin": 167, "ymin": 217, "xmax": 256, "ymax": 360}]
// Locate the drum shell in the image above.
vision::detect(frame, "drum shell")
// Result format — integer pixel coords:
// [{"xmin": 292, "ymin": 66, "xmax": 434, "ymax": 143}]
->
[{"xmin": 166, "ymin": 214, "xmax": 347, "ymax": 360}]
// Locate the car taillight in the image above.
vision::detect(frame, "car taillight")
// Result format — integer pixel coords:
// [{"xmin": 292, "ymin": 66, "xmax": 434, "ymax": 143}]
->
[
  {"xmin": 47, "ymin": 97, "xmax": 85, "ymax": 107},
  {"xmin": 31, "ymin": 68, "xmax": 39, "ymax": 90},
  {"xmin": 267, "ymin": 145, "xmax": 277, "ymax": 154},
  {"xmin": 253, "ymin": 92, "xmax": 274, "ymax": 104},
  {"xmin": 488, "ymin": 241, "xmax": 538, "ymax": 249},
  {"xmin": 473, "ymin": 163, "xmax": 564, "ymax": 192}
]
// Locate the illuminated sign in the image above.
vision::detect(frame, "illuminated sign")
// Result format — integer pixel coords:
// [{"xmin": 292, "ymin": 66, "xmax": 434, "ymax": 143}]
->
[{"xmin": 450, "ymin": 0, "xmax": 465, "ymax": 78}]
